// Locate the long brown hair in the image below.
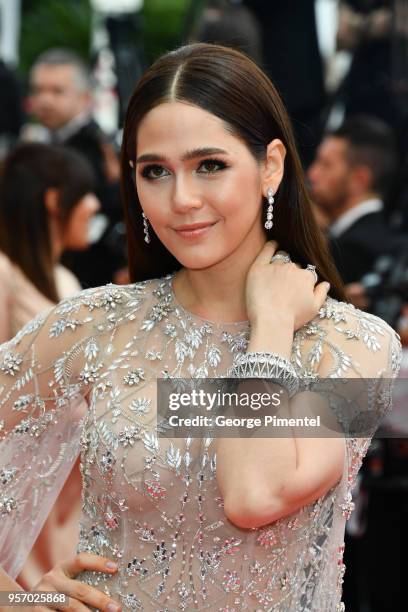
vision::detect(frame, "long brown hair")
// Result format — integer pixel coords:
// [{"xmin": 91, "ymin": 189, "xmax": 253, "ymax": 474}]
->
[
  {"xmin": 0, "ymin": 143, "xmax": 95, "ymax": 302},
  {"xmin": 121, "ymin": 42, "xmax": 345, "ymax": 301}
]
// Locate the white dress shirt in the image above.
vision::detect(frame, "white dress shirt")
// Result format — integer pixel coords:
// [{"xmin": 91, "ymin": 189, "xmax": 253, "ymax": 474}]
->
[{"xmin": 329, "ymin": 198, "xmax": 384, "ymax": 238}]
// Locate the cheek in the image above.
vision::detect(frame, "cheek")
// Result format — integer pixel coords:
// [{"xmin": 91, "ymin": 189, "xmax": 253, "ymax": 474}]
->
[
  {"xmin": 331, "ymin": 170, "xmax": 348, "ymax": 191},
  {"xmin": 60, "ymin": 96, "xmax": 71, "ymax": 112},
  {"xmin": 65, "ymin": 208, "xmax": 90, "ymax": 243},
  {"xmin": 136, "ymin": 180, "xmax": 168, "ymax": 218},
  {"xmin": 222, "ymin": 172, "xmax": 262, "ymax": 218},
  {"xmin": 207, "ymin": 172, "xmax": 262, "ymax": 221}
]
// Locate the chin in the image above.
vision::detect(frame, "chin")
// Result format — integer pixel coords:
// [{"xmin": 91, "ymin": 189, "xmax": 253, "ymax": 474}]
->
[
  {"xmin": 175, "ymin": 256, "xmax": 223, "ymax": 271},
  {"xmin": 43, "ymin": 118, "xmax": 62, "ymax": 130},
  {"xmin": 67, "ymin": 242, "xmax": 88, "ymax": 251}
]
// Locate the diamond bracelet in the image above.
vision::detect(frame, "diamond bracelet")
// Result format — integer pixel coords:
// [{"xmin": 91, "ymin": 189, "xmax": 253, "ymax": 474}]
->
[{"xmin": 229, "ymin": 352, "xmax": 299, "ymax": 398}]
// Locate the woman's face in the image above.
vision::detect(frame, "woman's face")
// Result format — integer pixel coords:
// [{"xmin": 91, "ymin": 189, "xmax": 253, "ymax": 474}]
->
[
  {"xmin": 62, "ymin": 193, "xmax": 100, "ymax": 250},
  {"xmin": 135, "ymin": 101, "xmax": 268, "ymax": 271}
]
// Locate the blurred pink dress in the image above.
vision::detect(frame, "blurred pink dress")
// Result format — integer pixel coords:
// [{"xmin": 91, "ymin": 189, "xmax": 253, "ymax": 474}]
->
[{"xmin": 0, "ymin": 252, "xmax": 83, "ymax": 588}]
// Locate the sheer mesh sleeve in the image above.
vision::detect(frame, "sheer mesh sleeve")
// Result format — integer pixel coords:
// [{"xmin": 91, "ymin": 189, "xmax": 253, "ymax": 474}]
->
[
  {"xmin": 292, "ymin": 298, "xmax": 402, "ymax": 499},
  {"xmin": 0, "ymin": 286, "xmax": 115, "ymax": 579},
  {"xmin": 340, "ymin": 312, "xmax": 402, "ymax": 495}
]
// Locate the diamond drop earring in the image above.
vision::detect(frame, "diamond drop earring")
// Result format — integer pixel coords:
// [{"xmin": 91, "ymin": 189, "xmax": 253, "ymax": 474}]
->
[
  {"xmin": 264, "ymin": 187, "xmax": 274, "ymax": 230},
  {"xmin": 142, "ymin": 212, "xmax": 150, "ymax": 243}
]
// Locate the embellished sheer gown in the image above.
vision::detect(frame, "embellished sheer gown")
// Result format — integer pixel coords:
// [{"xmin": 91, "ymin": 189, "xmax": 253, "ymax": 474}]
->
[{"xmin": 0, "ymin": 275, "xmax": 401, "ymax": 611}]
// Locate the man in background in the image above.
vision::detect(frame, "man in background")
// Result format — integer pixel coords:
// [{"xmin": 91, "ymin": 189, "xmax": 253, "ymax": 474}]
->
[
  {"xmin": 308, "ymin": 115, "xmax": 406, "ymax": 288},
  {"xmin": 25, "ymin": 48, "xmax": 125, "ymax": 288}
]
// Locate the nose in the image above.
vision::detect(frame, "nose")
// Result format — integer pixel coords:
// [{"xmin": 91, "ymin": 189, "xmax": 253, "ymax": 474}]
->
[
  {"xmin": 84, "ymin": 194, "xmax": 100, "ymax": 215},
  {"xmin": 91, "ymin": 195, "xmax": 101, "ymax": 214},
  {"xmin": 307, "ymin": 162, "xmax": 318, "ymax": 186},
  {"xmin": 171, "ymin": 174, "xmax": 202, "ymax": 213},
  {"xmin": 34, "ymin": 90, "xmax": 53, "ymax": 105}
]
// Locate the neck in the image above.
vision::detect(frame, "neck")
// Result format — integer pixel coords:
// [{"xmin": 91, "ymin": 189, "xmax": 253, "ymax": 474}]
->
[
  {"xmin": 328, "ymin": 192, "xmax": 379, "ymax": 223},
  {"xmin": 52, "ymin": 109, "xmax": 90, "ymax": 136},
  {"xmin": 172, "ymin": 229, "xmax": 266, "ymax": 323}
]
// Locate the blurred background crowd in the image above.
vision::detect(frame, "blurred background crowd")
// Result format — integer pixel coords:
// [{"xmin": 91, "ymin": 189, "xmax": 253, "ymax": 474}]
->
[{"xmin": 0, "ymin": 1, "xmax": 408, "ymax": 611}]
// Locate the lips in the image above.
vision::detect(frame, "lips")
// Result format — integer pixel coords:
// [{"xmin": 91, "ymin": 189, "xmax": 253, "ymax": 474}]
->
[
  {"xmin": 173, "ymin": 221, "xmax": 218, "ymax": 239},
  {"xmin": 174, "ymin": 222, "xmax": 216, "ymax": 231}
]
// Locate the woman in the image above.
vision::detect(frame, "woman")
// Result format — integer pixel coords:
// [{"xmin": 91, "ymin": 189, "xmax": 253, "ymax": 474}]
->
[
  {"xmin": 0, "ymin": 44, "xmax": 401, "ymax": 611},
  {"xmin": 0, "ymin": 142, "xmax": 100, "ymax": 588},
  {"xmin": 0, "ymin": 142, "xmax": 100, "ymax": 342}
]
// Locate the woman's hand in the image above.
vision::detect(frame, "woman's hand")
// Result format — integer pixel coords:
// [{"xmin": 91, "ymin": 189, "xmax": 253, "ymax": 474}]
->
[
  {"xmin": 246, "ymin": 241, "xmax": 330, "ymax": 332},
  {"xmin": 30, "ymin": 552, "xmax": 122, "ymax": 612}
]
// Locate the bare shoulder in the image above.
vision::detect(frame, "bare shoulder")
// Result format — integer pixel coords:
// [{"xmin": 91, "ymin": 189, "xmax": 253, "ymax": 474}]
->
[
  {"xmin": 54, "ymin": 264, "xmax": 82, "ymax": 297},
  {"xmin": 292, "ymin": 297, "xmax": 402, "ymax": 379}
]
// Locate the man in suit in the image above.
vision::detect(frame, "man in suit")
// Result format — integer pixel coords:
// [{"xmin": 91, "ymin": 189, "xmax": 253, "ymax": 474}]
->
[
  {"xmin": 27, "ymin": 48, "xmax": 125, "ymax": 288},
  {"xmin": 308, "ymin": 115, "xmax": 407, "ymax": 286}
]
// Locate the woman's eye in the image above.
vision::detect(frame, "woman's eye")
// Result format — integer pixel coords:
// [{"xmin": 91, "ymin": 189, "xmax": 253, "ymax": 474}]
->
[
  {"xmin": 197, "ymin": 159, "xmax": 227, "ymax": 174},
  {"xmin": 141, "ymin": 165, "xmax": 169, "ymax": 179}
]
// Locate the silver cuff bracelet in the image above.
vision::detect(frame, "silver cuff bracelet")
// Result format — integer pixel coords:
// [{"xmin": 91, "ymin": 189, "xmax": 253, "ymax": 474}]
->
[{"xmin": 229, "ymin": 351, "xmax": 299, "ymax": 398}]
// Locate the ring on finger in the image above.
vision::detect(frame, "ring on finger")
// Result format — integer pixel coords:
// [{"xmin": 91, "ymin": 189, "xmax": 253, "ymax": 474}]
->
[
  {"xmin": 270, "ymin": 253, "xmax": 291, "ymax": 264},
  {"xmin": 306, "ymin": 264, "xmax": 318, "ymax": 283}
]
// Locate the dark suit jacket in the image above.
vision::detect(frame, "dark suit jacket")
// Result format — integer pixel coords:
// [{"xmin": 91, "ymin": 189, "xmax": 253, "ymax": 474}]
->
[
  {"xmin": 65, "ymin": 119, "xmax": 121, "ymax": 223},
  {"xmin": 0, "ymin": 61, "xmax": 23, "ymax": 138},
  {"xmin": 243, "ymin": 0, "xmax": 327, "ymax": 165},
  {"xmin": 243, "ymin": 0, "xmax": 326, "ymax": 115},
  {"xmin": 329, "ymin": 211, "xmax": 408, "ymax": 284}
]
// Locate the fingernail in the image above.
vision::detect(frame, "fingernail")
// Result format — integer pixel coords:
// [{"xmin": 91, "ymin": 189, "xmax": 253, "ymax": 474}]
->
[
  {"xmin": 106, "ymin": 561, "xmax": 118, "ymax": 570},
  {"xmin": 107, "ymin": 604, "xmax": 120, "ymax": 612},
  {"xmin": 324, "ymin": 282, "xmax": 331, "ymax": 290}
]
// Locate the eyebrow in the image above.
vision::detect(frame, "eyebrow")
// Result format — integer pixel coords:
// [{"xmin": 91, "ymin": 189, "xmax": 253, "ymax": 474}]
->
[{"xmin": 135, "ymin": 147, "xmax": 229, "ymax": 164}]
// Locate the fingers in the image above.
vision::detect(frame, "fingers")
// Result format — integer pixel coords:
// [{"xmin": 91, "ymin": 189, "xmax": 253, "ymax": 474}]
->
[
  {"xmin": 271, "ymin": 250, "xmax": 291, "ymax": 265},
  {"xmin": 253, "ymin": 240, "xmax": 279, "ymax": 265},
  {"xmin": 304, "ymin": 267, "xmax": 318, "ymax": 285},
  {"xmin": 59, "ymin": 596, "xmax": 90, "ymax": 612},
  {"xmin": 60, "ymin": 553, "xmax": 118, "ymax": 579},
  {"xmin": 53, "ymin": 576, "xmax": 118, "ymax": 612},
  {"xmin": 313, "ymin": 281, "xmax": 331, "ymax": 310},
  {"xmin": 40, "ymin": 553, "xmax": 121, "ymax": 612}
]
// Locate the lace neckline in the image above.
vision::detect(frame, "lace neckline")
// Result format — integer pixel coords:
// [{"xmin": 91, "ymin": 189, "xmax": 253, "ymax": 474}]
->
[{"xmin": 167, "ymin": 273, "xmax": 250, "ymax": 329}]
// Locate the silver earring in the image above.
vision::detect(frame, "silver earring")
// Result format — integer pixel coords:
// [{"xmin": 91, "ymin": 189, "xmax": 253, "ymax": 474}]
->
[
  {"xmin": 265, "ymin": 187, "xmax": 274, "ymax": 230},
  {"xmin": 142, "ymin": 212, "xmax": 150, "ymax": 243}
]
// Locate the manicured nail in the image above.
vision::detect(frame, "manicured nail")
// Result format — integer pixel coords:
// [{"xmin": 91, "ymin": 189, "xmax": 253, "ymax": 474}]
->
[
  {"xmin": 324, "ymin": 282, "xmax": 330, "ymax": 290},
  {"xmin": 107, "ymin": 603, "xmax": 120, "ymax": 612},
  {"xmin": 106, "ymin": 561, "xmax": 118, "ymax": 570}
]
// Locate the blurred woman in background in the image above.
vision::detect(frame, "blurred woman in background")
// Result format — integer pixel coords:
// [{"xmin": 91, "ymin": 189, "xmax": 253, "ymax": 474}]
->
[
  {"xmin": 0, "ymin": 142, "xmax": 100, "ymax": 588},
  {"xmin": 0, "ymin": 142, "xmax": 100, "ymax": 342}
]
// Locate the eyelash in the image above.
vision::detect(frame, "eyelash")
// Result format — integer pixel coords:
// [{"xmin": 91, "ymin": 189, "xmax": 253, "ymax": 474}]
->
[{"xmin": 140, "ymin": 158, "xmax": 228, "ymax": 180}]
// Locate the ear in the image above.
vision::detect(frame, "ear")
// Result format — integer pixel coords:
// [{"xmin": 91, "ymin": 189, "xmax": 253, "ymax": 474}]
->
[
  {"xmin": 81, "ymin": 89, "xmax": 92, "ymax": 109},
  {"xmin": 351, "ymin": 165, "xmax": 374, "ymax": 195},
  {"xmin": 44, "ymin": 188, "xmax": 60, "ymax": 217},
  {"xmin": 261, "ymin": 139, "xmax": 286, "ymax": 197}
]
